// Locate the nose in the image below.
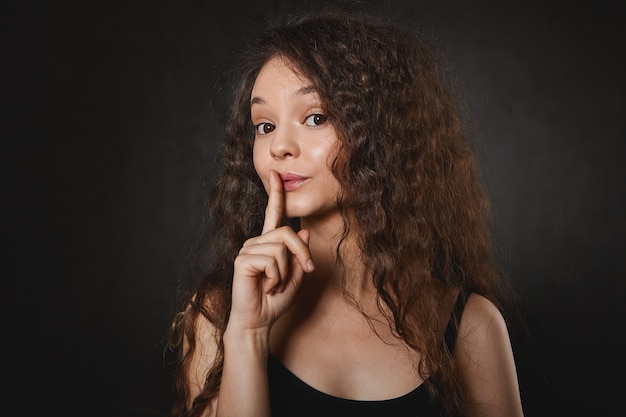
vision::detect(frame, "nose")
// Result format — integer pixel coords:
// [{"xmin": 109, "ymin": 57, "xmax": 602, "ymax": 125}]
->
[{"xmin": 270, "ymin": 124, "xmax": 300, "ymax": 159}]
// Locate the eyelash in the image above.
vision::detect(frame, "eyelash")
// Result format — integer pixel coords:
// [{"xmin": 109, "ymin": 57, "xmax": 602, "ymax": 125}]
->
[
  {"xmin": 254, "ymin": 113, "xmax": 327, "ymax": 136},
  {"xmin": 304, "ymin": 113, "xmax": 327, "ymax": 126},
  {"xmin": 255, "ymin": 122, "xmax": 275, "ymax": 135}
]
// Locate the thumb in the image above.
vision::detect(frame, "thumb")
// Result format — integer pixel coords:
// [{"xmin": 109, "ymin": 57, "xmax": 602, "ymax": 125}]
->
[{"xmin": 297, "ymin": 228, "xmax": 310, "ymax": 245}]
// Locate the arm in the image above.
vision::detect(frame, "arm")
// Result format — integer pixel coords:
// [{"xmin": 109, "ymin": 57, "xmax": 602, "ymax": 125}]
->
[
  {"xmin": 217, "ymin": 326, "xmax": 272, "ymax": 417},
  {"xmin": 216, "ymin": 170, "xmax": 313, "ymax": 417},
  {"xmin": 182, "ymin": 302, "xmax": 274, "ymax": 417},
  {"xmin": 454, "ymin": 294, "xmax": 524, "ymax": 417},
  {"xmin": 204, "ymin": 170, "xmax": 313, "ymax": 417}
]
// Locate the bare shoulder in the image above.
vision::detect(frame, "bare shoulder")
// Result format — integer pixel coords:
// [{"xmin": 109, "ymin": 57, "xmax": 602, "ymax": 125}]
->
[
  {"xmin": 186, "ymin": 294, "xmax": 221, "ymax": 372},
  {"xmin": 454, "ymin": 293, "xmax": 524, "ymax": 417},
  {"xmin": 190, "ymin": 307, "xmax": 220, "ymax": 359},
  {"xmin": 184, "ymin": 295, "xmax": 221, "ymax": 416},
  {"xmin": 457, "ymin": 293, "xmax": 508, "ymax": 342},
  {"xmin": 455, "ymin": 293, "xmax": 514, "ymax": 378}
]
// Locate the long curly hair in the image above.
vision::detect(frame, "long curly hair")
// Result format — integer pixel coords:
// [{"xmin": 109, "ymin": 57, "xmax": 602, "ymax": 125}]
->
[{"xmin": 168, "ymin": 9, "xmax": 505, "ymax": 417}]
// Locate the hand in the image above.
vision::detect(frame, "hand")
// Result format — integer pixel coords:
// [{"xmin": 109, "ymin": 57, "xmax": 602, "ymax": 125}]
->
[{"xmin": 227, "ymin": 170, "xmax": 315, "ymax": 333}]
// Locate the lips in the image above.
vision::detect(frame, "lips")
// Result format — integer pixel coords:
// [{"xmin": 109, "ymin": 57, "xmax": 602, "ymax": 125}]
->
[{"xmin": 278, "ymin": 172, "xmax": 309, "ymax": 192}]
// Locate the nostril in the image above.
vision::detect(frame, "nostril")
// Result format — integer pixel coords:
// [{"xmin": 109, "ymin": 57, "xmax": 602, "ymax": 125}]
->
[
  {"xmin": 269, "ymin": 132, "xmax": 299, "ymax": 159},
  {"xmin": 272, "ymin": 151, "xmax": 293, "ymax": 159}
]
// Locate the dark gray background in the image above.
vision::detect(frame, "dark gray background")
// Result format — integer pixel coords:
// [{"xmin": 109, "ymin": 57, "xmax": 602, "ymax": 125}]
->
[{"xmin": 8, "ymin": 0, "xmax": 624, "ymax": 416}]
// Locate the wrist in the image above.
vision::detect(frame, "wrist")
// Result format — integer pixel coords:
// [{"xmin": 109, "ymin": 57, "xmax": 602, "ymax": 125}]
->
[{"xmin": 223, "ymin": 325, "xmax": 271, "ymax": 355}]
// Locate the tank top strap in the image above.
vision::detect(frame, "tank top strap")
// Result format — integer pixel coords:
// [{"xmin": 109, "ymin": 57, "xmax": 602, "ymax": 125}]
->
[{"xmin": 443, "ymin": 290, "xmax": 470, "ymax": 352}]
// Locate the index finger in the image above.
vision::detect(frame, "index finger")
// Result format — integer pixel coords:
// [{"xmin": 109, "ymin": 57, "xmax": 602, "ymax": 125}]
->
[{"xmin": 262, "ymin": 169, "xmax": 284, "ymax": 234}]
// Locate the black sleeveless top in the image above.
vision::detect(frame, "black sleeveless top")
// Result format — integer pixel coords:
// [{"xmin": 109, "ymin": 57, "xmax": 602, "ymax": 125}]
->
[{"xmin": 268, "ymin": 291, "xmax": 469, "ymax": 417}]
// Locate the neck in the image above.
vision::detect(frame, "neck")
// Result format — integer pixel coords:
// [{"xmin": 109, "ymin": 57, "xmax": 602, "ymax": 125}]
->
[{"xmin": 299, "ymin": 215, "xmax": 376, "ymax": 303}]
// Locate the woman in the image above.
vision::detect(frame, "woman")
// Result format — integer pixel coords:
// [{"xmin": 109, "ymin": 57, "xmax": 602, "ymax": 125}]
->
[{"xmin": 168, "ymin": 8, "xmax": 524, "ymax": 417}]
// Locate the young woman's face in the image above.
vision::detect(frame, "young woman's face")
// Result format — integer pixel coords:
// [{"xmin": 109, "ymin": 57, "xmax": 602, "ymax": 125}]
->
[{"xmin": 251, "ymin": 57, "xmax": 341, "ymax": 220}]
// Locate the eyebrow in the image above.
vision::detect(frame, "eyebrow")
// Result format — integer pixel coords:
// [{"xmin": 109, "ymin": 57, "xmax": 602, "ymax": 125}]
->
[{"xmin": 250, "ymin": 85, "xmax": 318, "ymax": 106}]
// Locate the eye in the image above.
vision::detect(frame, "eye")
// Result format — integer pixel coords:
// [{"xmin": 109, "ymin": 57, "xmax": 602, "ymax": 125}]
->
[
  {"xmin": 254, "ymin": 122, "xmax": 275, "ymax": 135},
  {"xmin": 304, "ymin": 114, "xmax": 327, "ymax": 126}
]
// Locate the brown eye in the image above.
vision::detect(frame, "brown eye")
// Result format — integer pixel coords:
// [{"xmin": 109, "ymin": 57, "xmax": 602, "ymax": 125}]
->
[
  {"xmin": 255, "ymin": 122, "xmax": 275, "ymax": 135},
  {"xmin": 304, "ymin": 114, "xmax": 327, "ymax": 126}
]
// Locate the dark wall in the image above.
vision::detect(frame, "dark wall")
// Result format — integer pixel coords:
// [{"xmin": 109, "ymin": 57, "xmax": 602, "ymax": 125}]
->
[{"xmin": 10, "ymin": 0, "xmax": 624, "ymax": 416}]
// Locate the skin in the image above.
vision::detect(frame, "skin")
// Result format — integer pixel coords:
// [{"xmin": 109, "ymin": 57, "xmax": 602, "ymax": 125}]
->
[
  {"xmin": 186, "ymin": 57, "xmax": 524, "ymax": 417},
  {"xmin": 251, "ymin": 58, "xmax": 343, "ymax": 223}
]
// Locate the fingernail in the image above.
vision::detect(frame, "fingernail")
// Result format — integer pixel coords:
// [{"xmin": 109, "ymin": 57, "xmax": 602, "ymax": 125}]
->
[{"xmin": 307, "ymin": 259, "xmax": 315, "ymax": 271}]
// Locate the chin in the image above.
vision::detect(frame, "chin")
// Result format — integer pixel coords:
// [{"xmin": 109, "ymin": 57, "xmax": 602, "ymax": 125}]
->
[
  {"xmin": 282, "ymin": 203, "xmax": 313, "ymax": 219},
  {"xmin": 283, "ymin": 207, "xmax": 308, "ymax": 219},
  {"xmin": 284, "ymin": 202, "xmax": 338, "ymax": 223}
]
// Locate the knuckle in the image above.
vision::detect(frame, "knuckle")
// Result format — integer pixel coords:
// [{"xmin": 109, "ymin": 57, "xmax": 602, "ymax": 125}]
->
[
  {"xmin": 234, "ymin": 251, "xmax": 250, "ymax": 262},
  {"xmin": 274, "ymin": 226, "xmax": 293, "ymax": 237},
  {"xmin": 242, "ymin": 237, "xmax": 256, "ymax": 247},
  {"xmin": 233, "ymin": 254, "xmax": 244, "ymax": 268}
]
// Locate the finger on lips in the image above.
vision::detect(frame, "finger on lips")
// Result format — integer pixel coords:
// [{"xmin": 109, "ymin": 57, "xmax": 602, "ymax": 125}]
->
[
  {"xmin": 258, "ymin": 169, "xmax": 315, "ymax": 274},
  {"xmin": 262, "ymin": 170, "xmax": 283, "ymax": 234}
]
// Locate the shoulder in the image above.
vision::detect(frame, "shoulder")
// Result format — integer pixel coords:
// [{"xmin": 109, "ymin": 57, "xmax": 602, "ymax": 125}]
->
[
  {"xmin": 186, "ymin": 293, "xmax": 221, "ymax": 371},
  {"xmin": 184, "ymin": 294, "xmax": 221, "ymax": 414},
  {"xmin": 454, "ymin": 293, "xmax": 524, "ymax": 416},
  {"xmin": 458, "ymin": 293, "xmax": 508, "ymax": 341},
  {"xmin": 455, "ymin": 293, "xmax": 512, "ymax": 363}
]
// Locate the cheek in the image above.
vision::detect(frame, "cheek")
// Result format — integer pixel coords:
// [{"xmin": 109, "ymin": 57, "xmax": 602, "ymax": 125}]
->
[
  {"xmin": 318, "ymin": 127, "xmax": 341, "ymax": 167},
  {"xmin": 312, "ymin": 139, "xmax": 339, "ymax": 173}
]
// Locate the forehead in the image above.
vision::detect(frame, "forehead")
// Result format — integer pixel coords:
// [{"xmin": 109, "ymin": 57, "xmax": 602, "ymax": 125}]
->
[{"xmin": 251, "ymin": 57, "xmax": 314, "ymax": 97}]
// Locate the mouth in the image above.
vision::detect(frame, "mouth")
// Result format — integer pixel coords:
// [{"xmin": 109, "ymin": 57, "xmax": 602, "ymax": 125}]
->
[{"xmin": 278, "ymin": 172, "xmax": 309, "ymax": 192}]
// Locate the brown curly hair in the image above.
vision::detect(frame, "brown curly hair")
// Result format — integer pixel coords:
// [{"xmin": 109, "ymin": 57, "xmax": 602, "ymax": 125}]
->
[{"xmin": 168, "ymin": 8, "xmax": 504, "ymax": 417}]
